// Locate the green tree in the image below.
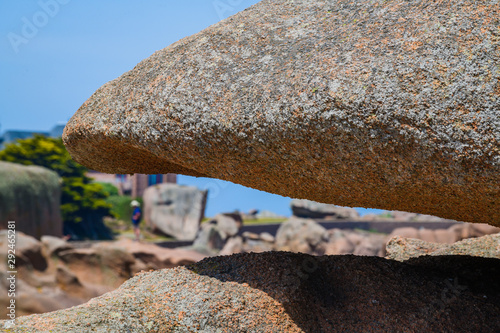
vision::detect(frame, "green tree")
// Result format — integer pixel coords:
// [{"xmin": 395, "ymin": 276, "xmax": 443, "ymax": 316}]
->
[{"xmin": 0, "ymin": 135, "xmax": 113, "ymax": 237}]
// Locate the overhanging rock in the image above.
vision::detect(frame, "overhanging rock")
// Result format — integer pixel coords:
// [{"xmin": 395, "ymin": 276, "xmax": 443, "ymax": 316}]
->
[{"xmin": 63, "ymin": 0, "xmax": 499, "ymax": 225}]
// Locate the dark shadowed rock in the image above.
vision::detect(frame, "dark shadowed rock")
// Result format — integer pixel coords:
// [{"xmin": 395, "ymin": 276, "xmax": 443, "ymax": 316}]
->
[
  {"xmin": 214, "ymin": 213, "xmax": 242, "ymax": 238},
  {"xmin": 5, "ymin": 252, "xmax": 500, "ymax": 332},
  {"xmin": 143, "ymin": 183, "xmax": 207, "ymax": 240},
  {"xmin": 219, "ymin": 236, "xmax": 244, "ymax": 256},
  {"xmin": 63, "ymin": 0, "xmax": 499, "ymax": 225},
  {"xmin": 0, "ymin": 161, "xmax": 62, "ymax": 238}
]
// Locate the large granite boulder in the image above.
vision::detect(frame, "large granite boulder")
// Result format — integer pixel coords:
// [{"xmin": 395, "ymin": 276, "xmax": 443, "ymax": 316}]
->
[
  {"xmin": 143, "ymin": 183, "xmax": 207, "ymax": 240},
  {"xmin": 5, "ymin": 252, "xmax": 500, "ymax": 332},
  {"xmin": 291, "ymin": 199, "xmax": 360, "ymax": 220},
  {"xmin": 63, "ymin": 0, "xmax": 499, "ymax": 225},
  {"xmin": 0, "ymin": 161, "xmax": 62, "ymax": 238}
]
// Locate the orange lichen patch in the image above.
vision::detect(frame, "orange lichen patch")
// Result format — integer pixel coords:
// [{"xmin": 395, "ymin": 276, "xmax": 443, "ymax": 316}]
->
[{"xmin": 405, "ymin": 40, "xmax": 424, "ymax": 51}]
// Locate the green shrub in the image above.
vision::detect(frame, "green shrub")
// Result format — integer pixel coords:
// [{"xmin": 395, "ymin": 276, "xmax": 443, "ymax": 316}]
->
[
  {"xmin": 106, "ymin": 195, "xmax": 143, "ymax": 222},
  {"xmin": 95, "ymin": 182, "xmax": 119, "ymax": 196},
  {"xmin": 0, "ymin": 135, "xmax": 112, "ymax": 225}
]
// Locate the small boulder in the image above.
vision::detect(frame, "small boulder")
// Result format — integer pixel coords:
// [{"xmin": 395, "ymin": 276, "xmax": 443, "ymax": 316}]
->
[
  {"xmin": 41, "ymin": 235, "xmax": 73, "ymax": 256},
  {"xmin": 352, "ymin": 234, "xmax": 387, "ymax": 257},
  {"xmin": 433, "ymin": 229, "xmax": 457, "ymax": 244},
  {"xmin": 325, "ymin": 237, "xmax": 355, "ymax": 255},
  {"xmin": 417, "ymin": 229, "xmax": 437, "ymax": 243},
  {"xmin": 219, "ymin": 236, "xmax": 244, "ymax": 256},
  {"xmin": 256, "ymin": 210, "xmax": 286, "ymax": 219},
  {"xmin": 214, "ymin": 213, "xmax": 242, "ymax": 238},
  {"xmin": 143, "ymin": 184, "xmax": 207, "ymax": 241},
  {"xmin": 242, "ymin": 231, "xmax": 260, "ymax": 241},
  {"xmin": 242, "ymin": 239, "xmax": 274, "ymax": 253},
  {"xmin": 192, "ymin": 222, "xmax": 226, "ymax": 254},
  {"xmin": 325, "ymin": 229, "xmax": 387, "ymax": 256},
  {"xmin": 0, "ymin": 231, "xmax": 47, "ymax": 271},
  {"xmin": 388, "ymin": 227, "xmax": 419, "ymax": 240},
  {"xmin": 275, "ymin": 217, "xmax": 328, "ymax": 254},
  {"xmin": 259, "ymin": 232, "xmax": 275, "ymax": 243}
]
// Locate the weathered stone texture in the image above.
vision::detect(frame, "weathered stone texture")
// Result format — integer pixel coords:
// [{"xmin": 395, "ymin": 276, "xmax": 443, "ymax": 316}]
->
[
  {"xmin": 63, "ymin": 0, "xmax": 500, "ymax": 225},
  {"xmin": 4, "ymin": 252, "xmax": 500, "ymax": 332}
]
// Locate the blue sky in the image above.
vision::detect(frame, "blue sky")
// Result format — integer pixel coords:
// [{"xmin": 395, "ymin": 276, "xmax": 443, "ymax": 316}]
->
[{"xmin": 0, "ymin": 0, "xmax": 384, "ymax": 217}]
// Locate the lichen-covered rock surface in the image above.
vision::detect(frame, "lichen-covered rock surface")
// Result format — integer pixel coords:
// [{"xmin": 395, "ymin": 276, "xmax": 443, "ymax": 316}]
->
[
  {"xmin": 63, "ymin": 0, "xmax": 499, "ymax": 225},
  {"xmin": 5, "ymin": 252, "xmax": 500, "ymax": 332}
]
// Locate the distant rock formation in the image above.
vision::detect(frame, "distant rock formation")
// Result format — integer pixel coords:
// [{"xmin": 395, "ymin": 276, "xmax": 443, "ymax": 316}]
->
[
  {"xmin": 275, "ymin": 217, "xmax": 329, "ymax": 254},
  {"xmin": 192, "ymin": 213, "xmax": 242, "ymax": 255},
  {"xmin": 0, "ymin": 233, "xmax": 205, "ymax": 319},
  {"xmin": 325, "ymin": 228, "xmax": 387, "ymax": 257},
  {"xmin": 5, "ymin": 252, "xmax": 500, "ymax": 332},
  {"xmin": 0, "ymin": 161, "xmax": 62, "ymax": 238},
  {"xmin": 386, "ymin": 233, "xmax": 500, "ymax": 262},
  {"xmin": 63, "ymin": 0, "xmax": 499, "ymax": 225},
  {"xmin": 143, "ymin": 184, "xmax": 207, "ymax": 240},
  {"xmin": 389, "ymin": 223, "xmax": 500, "ymax": 244},
  {"xmin": 291, "ymin": 199, "xmax": 360, "ymax": 220},
  {"xmin": 360, "ymin": 211, "xmax": 452, "ymax": 222}
]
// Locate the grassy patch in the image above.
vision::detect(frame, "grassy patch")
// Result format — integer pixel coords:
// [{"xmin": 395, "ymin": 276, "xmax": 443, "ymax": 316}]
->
[{"xmin": 243, "ymin": 217, "xmax": 286, "ymax": 225}]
